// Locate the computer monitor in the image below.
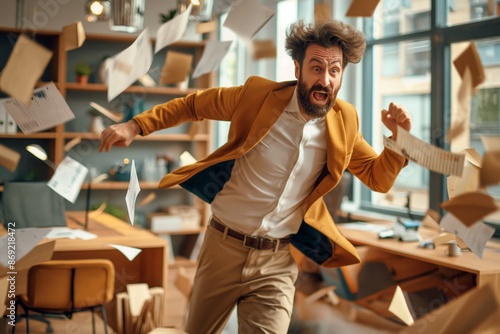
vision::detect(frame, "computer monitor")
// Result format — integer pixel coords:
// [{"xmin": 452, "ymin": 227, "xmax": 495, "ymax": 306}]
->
[{"xmin": 2, "ymin": 181, "xmax": 67, "ymax": 229}]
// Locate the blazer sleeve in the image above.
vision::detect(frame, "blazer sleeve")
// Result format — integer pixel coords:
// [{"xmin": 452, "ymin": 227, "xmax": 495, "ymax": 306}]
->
[
  {"xmin": 132, "ymin": 81, "xmax": 251, "ymax": 136},
  {"xmin": 346, "ymin": 109, "xmax": 407, "ymax": 193}
]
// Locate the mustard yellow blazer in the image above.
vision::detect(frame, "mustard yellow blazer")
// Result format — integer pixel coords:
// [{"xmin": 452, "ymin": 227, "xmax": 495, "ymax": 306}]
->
[{"xmin": 134, "ymin": 76, "xmax": 406, "ymax": 268}]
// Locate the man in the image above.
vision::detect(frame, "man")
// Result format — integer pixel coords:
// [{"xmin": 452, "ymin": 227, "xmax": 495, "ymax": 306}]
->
[{"xmin": 100, "ymin": 19, "xmax": 411, "ymax": 334}]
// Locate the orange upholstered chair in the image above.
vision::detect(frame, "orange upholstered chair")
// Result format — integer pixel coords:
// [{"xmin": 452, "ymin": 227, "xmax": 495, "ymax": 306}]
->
[{"xmin": 15, "ymin": 259, "xmax": 115, "ymax": 334}]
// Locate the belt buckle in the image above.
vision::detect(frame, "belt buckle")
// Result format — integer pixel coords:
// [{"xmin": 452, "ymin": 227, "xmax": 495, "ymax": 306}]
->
[{"xmin": 243, "ymin": 235, "xmax": 263, "ymax": 249}]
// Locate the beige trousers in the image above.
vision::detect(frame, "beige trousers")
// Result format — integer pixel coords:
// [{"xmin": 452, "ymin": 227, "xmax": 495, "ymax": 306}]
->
[{"xmin": 184, "ymin": 224, "xmax": 298, "ymax": 334}]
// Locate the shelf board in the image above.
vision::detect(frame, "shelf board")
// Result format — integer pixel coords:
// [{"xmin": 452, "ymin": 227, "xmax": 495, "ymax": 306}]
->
[
  {"xmin": 65, "ymin": 82, "xmax": 202, "ymax": 95},
  {"xmin": 82, "ymin": 182, "xmax": 182, "ymax": 190},
  {"xmin": 0, "ymin": 132, "xmax": 57, "ymax": 139},
  {"xmin": 64, "ymin": 132, "xmax": 209, "ymax": 141}
]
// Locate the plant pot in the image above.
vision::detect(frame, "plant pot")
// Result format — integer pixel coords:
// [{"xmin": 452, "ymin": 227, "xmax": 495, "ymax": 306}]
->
[{"xmin": 76, "ymin": 75, "xmax": 89, "ymax": 84}]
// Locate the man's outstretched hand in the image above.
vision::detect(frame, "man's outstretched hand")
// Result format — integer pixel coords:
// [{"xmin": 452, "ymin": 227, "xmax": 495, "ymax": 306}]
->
[
  {"xmin": 99, "ymin": 120, "xmax": 141, "ymax": 152},
  {"xmin": 381, "ymin": 102, "xmax": 412, "ymax": 141}
]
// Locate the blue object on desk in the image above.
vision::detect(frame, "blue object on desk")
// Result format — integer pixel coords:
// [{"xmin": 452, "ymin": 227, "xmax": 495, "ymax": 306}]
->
[{"xmin": 397, "ymin": 217, "xmax": 421, "ymax": 230}]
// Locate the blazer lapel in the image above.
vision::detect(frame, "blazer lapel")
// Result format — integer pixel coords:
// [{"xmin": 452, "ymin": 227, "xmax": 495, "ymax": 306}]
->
[
  {"xmin": 326, "ymin": 102, "xmax": 347, "ymax": 178},
  {"xmin": 244, "ymin": 83, "xmax": 296, "ymax": 149}
]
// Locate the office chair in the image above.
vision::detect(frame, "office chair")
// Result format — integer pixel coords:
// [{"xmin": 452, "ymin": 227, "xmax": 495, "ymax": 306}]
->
[
  {"xmin": 2, "ymin": 181, "xmax": 67, "ymax": 229},
  {"xmin": 14, "ymin": 259, "xmax": 115, "ymax": 334}
]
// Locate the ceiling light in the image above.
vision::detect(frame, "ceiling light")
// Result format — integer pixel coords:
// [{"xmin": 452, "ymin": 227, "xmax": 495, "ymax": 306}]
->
[{"xmin": 85, "ymin": 0, "xmax": 111, "ymax": 23}]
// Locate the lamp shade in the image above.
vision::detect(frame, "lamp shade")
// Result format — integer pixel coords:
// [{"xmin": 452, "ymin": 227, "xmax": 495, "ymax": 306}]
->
[
  {"xmin": 110, "ymin": 0, "xmax": 146, "ymax": 33},
  {"xmin": 26, "ymin": 144, "xmax": 56, "ymax": 170}
]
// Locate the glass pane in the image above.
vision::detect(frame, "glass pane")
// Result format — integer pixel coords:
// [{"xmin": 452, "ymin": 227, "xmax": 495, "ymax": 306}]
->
[
  {"xmin": 371, "ymin": 40, "xmax": 431, "ymax": 214},
  {"xmin": 368, "ymin": 0, "xmax": 431, "ymax": 39},
  {"xmin": 276, "ymin": 0, "xmax": 298, "ymax": 81},
  {"xmin": 450, "ymin": 38, "xmax": 500, "ymax": 223},
  {"xmin": 448, "ymin": 0, "xmax": 500, "ymax": 26},
  {"xmin": 218, "ymin": 12, "xmax": 239, "ymax": 87}
]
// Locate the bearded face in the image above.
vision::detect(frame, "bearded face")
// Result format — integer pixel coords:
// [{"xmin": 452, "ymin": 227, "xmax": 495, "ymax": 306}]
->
[
  {"xmin": 297, "ymin": 72, "xmax": 340, "ymax": 119},
  {"xmin": 293, "ymin": 44, "xmax": 345, "ymax": 119}
]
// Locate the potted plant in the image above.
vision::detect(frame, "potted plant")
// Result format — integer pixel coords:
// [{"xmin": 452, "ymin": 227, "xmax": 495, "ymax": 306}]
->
[
  {"xmin": 159, "ymin": 9, "xmax": 178, "ymax": 23},
  {"xmin": 74, "ymin": 62, "xmax": 92, "ymax": 84}
]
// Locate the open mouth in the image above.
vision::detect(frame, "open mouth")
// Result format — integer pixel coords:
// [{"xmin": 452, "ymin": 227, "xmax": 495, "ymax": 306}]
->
[{"xmin": 311, "ymin": 90, "xmax": 329, "ymax": 105}]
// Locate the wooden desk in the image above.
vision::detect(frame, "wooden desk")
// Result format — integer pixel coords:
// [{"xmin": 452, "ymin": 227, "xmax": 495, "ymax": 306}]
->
[
  {"xmin": 338, "ymin": 222, "xmax": 500, "ymax": 294},
  {"xmin": 52, "ymin": 211, "xmax": 169, "ymax": 331}
]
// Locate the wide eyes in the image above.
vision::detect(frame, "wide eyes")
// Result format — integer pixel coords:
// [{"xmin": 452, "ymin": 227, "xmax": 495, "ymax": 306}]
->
[{"xmin": 311, "ymin": 65, "xmax": 340, "ymax": 75}]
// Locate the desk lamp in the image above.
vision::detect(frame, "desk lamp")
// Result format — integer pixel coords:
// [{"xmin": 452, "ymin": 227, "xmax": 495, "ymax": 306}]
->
[{"xmin": 26, "ymin": 144, "xmax": 57, "ymax": 170}]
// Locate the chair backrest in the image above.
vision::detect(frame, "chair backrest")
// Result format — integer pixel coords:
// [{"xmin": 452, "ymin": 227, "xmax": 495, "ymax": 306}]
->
[
  {"xmin": 2, "ymin": 181, "xmax": 67, "ymax": 229},
  {"xmin": 323, "ymin": 172, "xmax": 352, "ymax": 222},
  {"xmin": 26, "ymin": 259, "xmax": 115, "ymax": 310}
]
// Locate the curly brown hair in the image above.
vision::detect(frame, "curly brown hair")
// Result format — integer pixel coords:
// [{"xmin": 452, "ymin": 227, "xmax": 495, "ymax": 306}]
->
[{"xmin": 285, "ymin": 20, "xmax": 366, "ymax": 69}]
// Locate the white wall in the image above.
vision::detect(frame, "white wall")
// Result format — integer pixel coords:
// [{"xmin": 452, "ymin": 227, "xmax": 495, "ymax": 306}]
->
[{"xmin": 0, "ymin": 0, "xmax": 179, "ymax": 36}]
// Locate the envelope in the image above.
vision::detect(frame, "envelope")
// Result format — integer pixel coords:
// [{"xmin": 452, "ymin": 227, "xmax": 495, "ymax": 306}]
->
[
  {"xmin": 453, "ymin": 42, "xmax": 485, "ymax": 88},
  {"xmin": 440, "ymin": 191, "xmax": 498, "ymax": 226},
  {"xmin": 480, "ymin": 151, "xmax": 500, "ymax": 188},
  {"xmin": 345, "ymin": 0, "xmax": 381, "ymax": 17}
]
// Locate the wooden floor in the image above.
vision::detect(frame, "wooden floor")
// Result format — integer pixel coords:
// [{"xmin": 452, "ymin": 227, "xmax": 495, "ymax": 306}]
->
[
  {"xmin": 2, "ymin": 272, "xmax": 403, "ymax": 334},
  {"xmin": 2, "ymin": 312, "xmax": 115, "ymax": 334},
  {"xmin": 2, "ymin": 305, "xmax": 400, "ymax": 334}
]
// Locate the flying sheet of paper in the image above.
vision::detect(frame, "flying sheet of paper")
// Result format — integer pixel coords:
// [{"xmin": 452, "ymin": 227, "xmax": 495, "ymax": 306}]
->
[
  {"xmin": 447, "ymin": 147, "xmax": 484, "ymax": 198},
  {"xmin": 107, "ymin": 29, "xmax": 153, "ymax": 101},
  {"xmin": 64, "ymin": 136, "xmax": 82, "ymax": 152},
  {"xmin": 440, "ymin": 212, "xmax": 495, "ymax": 259},
  {"xmin": 127, "ymin": 283, "xmax": 151, "ymax": 317},
  {"xmin": 125, "ymin": 159, "xmax": 141, "ymax": 225},
  {"xmin": 154, "ymin": 5, "xmax": 192, "ymax": 54},
  {"xmin": 63, "ymin": 21, "xmax": 86, "ymax": 51},
  {"xmin": 481, "ymin": 135, "xmax": 500, "ymax": 151},
  {"xmin": 441, "ymin": 191, "xmax": 498, "ymax": 226},
  {"xmin": 315, "ymin": 3, "xmax": 331, "ymax": 21},
  {"xmin": 196, "ymin": 20, "xmax": 217, "ymax": 34},
  {"xmin": 0, "ymin": 34, "xmax": 53, "ymax": 105},
  {"xmin": 47, "ymin": 156, "xmax": 89, "ymax": 203},
  {"xmin": 463, "ymin": 147, "xmax": 482, "ymax": 168},
  {"xmin": 159, "ymin": 51, "xmax": 193, "ymax": 85},
  {"xmin": 45, "ymin": 227, "xmax": 97, "ymax": 240},
  {"xmin": 192, "ymin": 40, "xmax": 233, "ymax": 78},
  {"xmin": 447, "ymin": 164, "xmax": 481, "ymax": 199},
  {"xmin": 251, "ymin": 39, "xmax": 277, "ymax": 60},
  {"xmin": 2, "ymin": 82, "xmax": 75, "ymax": 134},
  {"xmin": 108, "ymin": 244, "xmax": 142, "ymax": 261},
  {"xmin": 420, "ymin": 209, "xmax": 441, "ymax": 231},
  {"xmin": 390, "ymin": 126, "xmax": 465, "ymax": 177},
  {"xmin": 0, "ymin": 143, "xmax": 21, "ymax": 172},
  {"xmin": 481, "ymin": 151, "xmax": 500, "ymax": 187},
  {"xmin": 89, "ymin": 101, "xmax": 123, "ymax": 122},
  {"xmin": 180, "ymin": 150, "xmax": 197, "ymax": 166},
  {"xmin": 138, "ymin": 192, "xmax": 156, "ymax": 207},
  {"xmin": 453, "ymin": 42, "xmax": 485, "ymax": 89},
  {"xmin": 388, "ymin": 286, "xmax": 414, "ymax": 326},
  {"xmin": 223, "ymin": 0, "xmax": 275, "ymax": 40},
  {"xmin": 448, "ymin": 67, "xmax": 473, "ymax": 150},
  {"xmin": 0, "ymin": 228, "xmax": 52, "ymax": 266},
  {"xmin": 345, "ymin": 0, "xmax": 381, "ymax": 17}
]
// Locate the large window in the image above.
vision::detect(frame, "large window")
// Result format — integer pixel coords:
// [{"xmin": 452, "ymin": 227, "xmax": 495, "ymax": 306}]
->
[{"xmin": 346, "ymin": 0, "xmax": 500, "ymax": 226}]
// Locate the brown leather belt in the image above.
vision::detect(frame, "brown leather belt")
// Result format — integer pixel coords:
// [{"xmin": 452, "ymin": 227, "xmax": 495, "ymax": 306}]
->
[{"xmin": 210, "ymin": 218, "xmax": 291, "ymax": 251}]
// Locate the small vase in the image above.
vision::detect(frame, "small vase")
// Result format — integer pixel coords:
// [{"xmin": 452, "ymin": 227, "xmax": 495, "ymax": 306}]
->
[
  {"xmin": 89, "ymin": 115, "xmax": 105, "ymax": 134},
  {"xmin": 76, "ymin": 75, "xmax": 88, "ymax": 84}
]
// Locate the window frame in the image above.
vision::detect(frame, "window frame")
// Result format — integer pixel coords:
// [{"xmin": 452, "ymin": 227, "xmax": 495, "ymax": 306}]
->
[{"xmin": 358, "ymin": 0, "xmax": 500, "ymax": 229}]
